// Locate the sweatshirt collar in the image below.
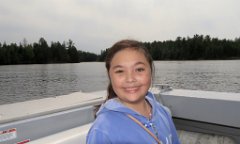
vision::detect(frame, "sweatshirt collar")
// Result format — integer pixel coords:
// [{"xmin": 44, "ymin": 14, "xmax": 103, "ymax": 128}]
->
[{"xmin": 97, "ymin": 92, "xmax": 157, "ymax": 117}]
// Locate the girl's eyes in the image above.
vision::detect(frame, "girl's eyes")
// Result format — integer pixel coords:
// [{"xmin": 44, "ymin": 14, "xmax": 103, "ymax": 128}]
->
[
  {"xmin": 136, "ymin": 67, "xmax": 145, "ymax": 72},
  {"xmin": 114, "ymin": 68, "xmax": 145, "ymax": 74},
  {"xmin": 115, "ymin": 69, "xmax": 124, "ymax": 73}
]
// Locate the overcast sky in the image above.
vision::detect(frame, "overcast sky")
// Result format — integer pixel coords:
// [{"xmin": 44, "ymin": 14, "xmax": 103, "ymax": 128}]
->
[{"xmin": 0, "ymin": 0, "xmax": 240, "ymax": 54}]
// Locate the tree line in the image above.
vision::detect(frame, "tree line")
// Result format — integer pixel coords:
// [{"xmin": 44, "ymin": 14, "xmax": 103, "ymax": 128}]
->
[
  {"xmin": 1, "ymin": 35, "xmax": 240, "ymax": 65},
  {"xmin": 100, "ymin": 35, "xmax": 240, "ymax": 61},
  {"xmin": 145, "ymin": 34, "xmax": 240, "ymax": 60},
  {"xmin": 0, "ymin": 38, "xmax": 98, "ymax": 65}
]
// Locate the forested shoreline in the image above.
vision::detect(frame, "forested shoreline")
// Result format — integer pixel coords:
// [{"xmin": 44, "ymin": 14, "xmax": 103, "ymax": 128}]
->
[
  {"xmin": 1, "ymin": 35, "xmax": 240, "ymax": 65},
  {"xmin": 0, "ymin": 38, "xmax": 98, "ymax": 65},
  {"xmin": 100, "ymin": 34, "xmax": 240, "ymax": 61}
]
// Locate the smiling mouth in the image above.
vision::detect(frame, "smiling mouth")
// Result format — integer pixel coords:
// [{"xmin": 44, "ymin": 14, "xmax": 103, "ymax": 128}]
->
[{"xmin": 124, "ymin": 87, "xmax": 140, "ymax": 93}]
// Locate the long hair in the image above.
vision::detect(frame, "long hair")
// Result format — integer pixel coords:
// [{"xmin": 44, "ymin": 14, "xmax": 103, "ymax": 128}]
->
[{"xmin": 94, "ymin": 39, "xmax": 154, "ymax": 117}]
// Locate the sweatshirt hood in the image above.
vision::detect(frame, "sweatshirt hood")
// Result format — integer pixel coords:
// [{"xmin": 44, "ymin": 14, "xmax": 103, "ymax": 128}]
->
[{"xmin": 96, "ymin": 91, "xmax": 157, "ymax": 117}]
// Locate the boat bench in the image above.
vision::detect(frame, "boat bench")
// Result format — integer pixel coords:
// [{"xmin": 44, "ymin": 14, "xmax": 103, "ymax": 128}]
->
[{"xmin": 29, "ymin": 123, "xmax": 92, "ymax": 144}]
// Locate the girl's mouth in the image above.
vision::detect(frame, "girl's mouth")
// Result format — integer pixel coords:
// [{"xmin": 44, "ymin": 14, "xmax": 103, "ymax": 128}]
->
[{"xmin": 124, "ymin": 86, "xmax": 140, "ymax": 93}]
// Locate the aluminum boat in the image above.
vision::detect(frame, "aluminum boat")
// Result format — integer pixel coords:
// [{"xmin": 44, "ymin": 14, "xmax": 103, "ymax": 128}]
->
[{"xmin": 0, "ymin": 85, "xmax": 239, "ymax": 144}]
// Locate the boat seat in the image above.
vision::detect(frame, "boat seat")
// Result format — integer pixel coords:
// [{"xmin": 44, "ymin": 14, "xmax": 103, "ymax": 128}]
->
[{"xmin": 29, "ymin": 123, "xmax": 92, "ymax": 144}]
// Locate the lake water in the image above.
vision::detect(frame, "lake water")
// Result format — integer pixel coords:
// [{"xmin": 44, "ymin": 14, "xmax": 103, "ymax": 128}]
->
[{"xmin": 0, "ymin": 60, "xmax": 240, "ymax": 105}]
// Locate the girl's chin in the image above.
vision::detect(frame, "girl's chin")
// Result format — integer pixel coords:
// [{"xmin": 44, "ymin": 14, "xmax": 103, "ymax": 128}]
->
[{"xmin": 121, "ymin": 92, "xmax": 145, "ymax": 101}]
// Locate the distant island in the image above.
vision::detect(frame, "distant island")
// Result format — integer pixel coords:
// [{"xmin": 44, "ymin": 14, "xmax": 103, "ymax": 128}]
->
[{"xmin": 1, "ymin": 34, "xmax": 240, "ymax": 65}]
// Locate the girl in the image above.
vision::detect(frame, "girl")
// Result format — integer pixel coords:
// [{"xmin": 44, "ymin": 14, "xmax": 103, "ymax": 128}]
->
[{"xmin": 87, "ymin": 39, "xmax": 180, "ymax": 144}]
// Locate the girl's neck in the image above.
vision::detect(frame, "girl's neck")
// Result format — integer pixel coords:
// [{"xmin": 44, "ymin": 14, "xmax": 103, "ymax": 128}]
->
[{"xmin": 118, "ymin": 98, "xmax": 152, "ymax": 119}]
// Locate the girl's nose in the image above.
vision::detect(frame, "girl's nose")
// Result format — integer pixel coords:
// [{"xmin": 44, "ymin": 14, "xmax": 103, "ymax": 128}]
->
[{"xmin": 126, "ymin": 71, "xmax": 136, "ymax": 83}]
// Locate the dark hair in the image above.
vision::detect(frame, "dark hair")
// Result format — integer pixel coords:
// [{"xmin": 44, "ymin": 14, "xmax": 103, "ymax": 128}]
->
[
  {"xmin": 105, "ymin": 39, "xmax": 154, "ymax": 100},
  {"xmin": 94, "ymin": 39, "xmax": 154, "ymax": 117}
]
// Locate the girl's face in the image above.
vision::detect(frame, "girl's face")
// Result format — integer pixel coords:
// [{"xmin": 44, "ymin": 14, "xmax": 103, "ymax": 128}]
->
[{"xmin": 109, "ymin": 48, "xmax": 152, "ymax": 104}]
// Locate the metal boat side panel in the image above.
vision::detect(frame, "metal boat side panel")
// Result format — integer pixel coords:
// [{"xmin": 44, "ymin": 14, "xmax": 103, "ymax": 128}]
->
[
  {"xmin": 159, "ymin": 89, "xmax": 240, "ymax": 128},
  {"xmin": 29, "ymin": 123, "xmax": 92, "ymax": 144},
  {"xmin": 0, "ymin": 91, "xmax": 103, "ymax": 144},
  {"xmin": 0, "ymin": 92, "xmax": 104, "ymax": 124},
  {"xmin": 0, "ymin": 106, "xmax": 95, "ymax": 144}
]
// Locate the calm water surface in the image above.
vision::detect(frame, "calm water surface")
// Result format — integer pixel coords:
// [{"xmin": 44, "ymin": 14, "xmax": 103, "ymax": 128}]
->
[{"xmin": 0, "ymin": 60, "xmax": 240, "ymax": 105}]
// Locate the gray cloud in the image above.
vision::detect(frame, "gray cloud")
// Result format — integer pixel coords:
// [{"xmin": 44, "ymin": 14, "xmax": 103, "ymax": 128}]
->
[{"xmin": 0, "ymin": 0, "xmax": 240, "ymax": 54}]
